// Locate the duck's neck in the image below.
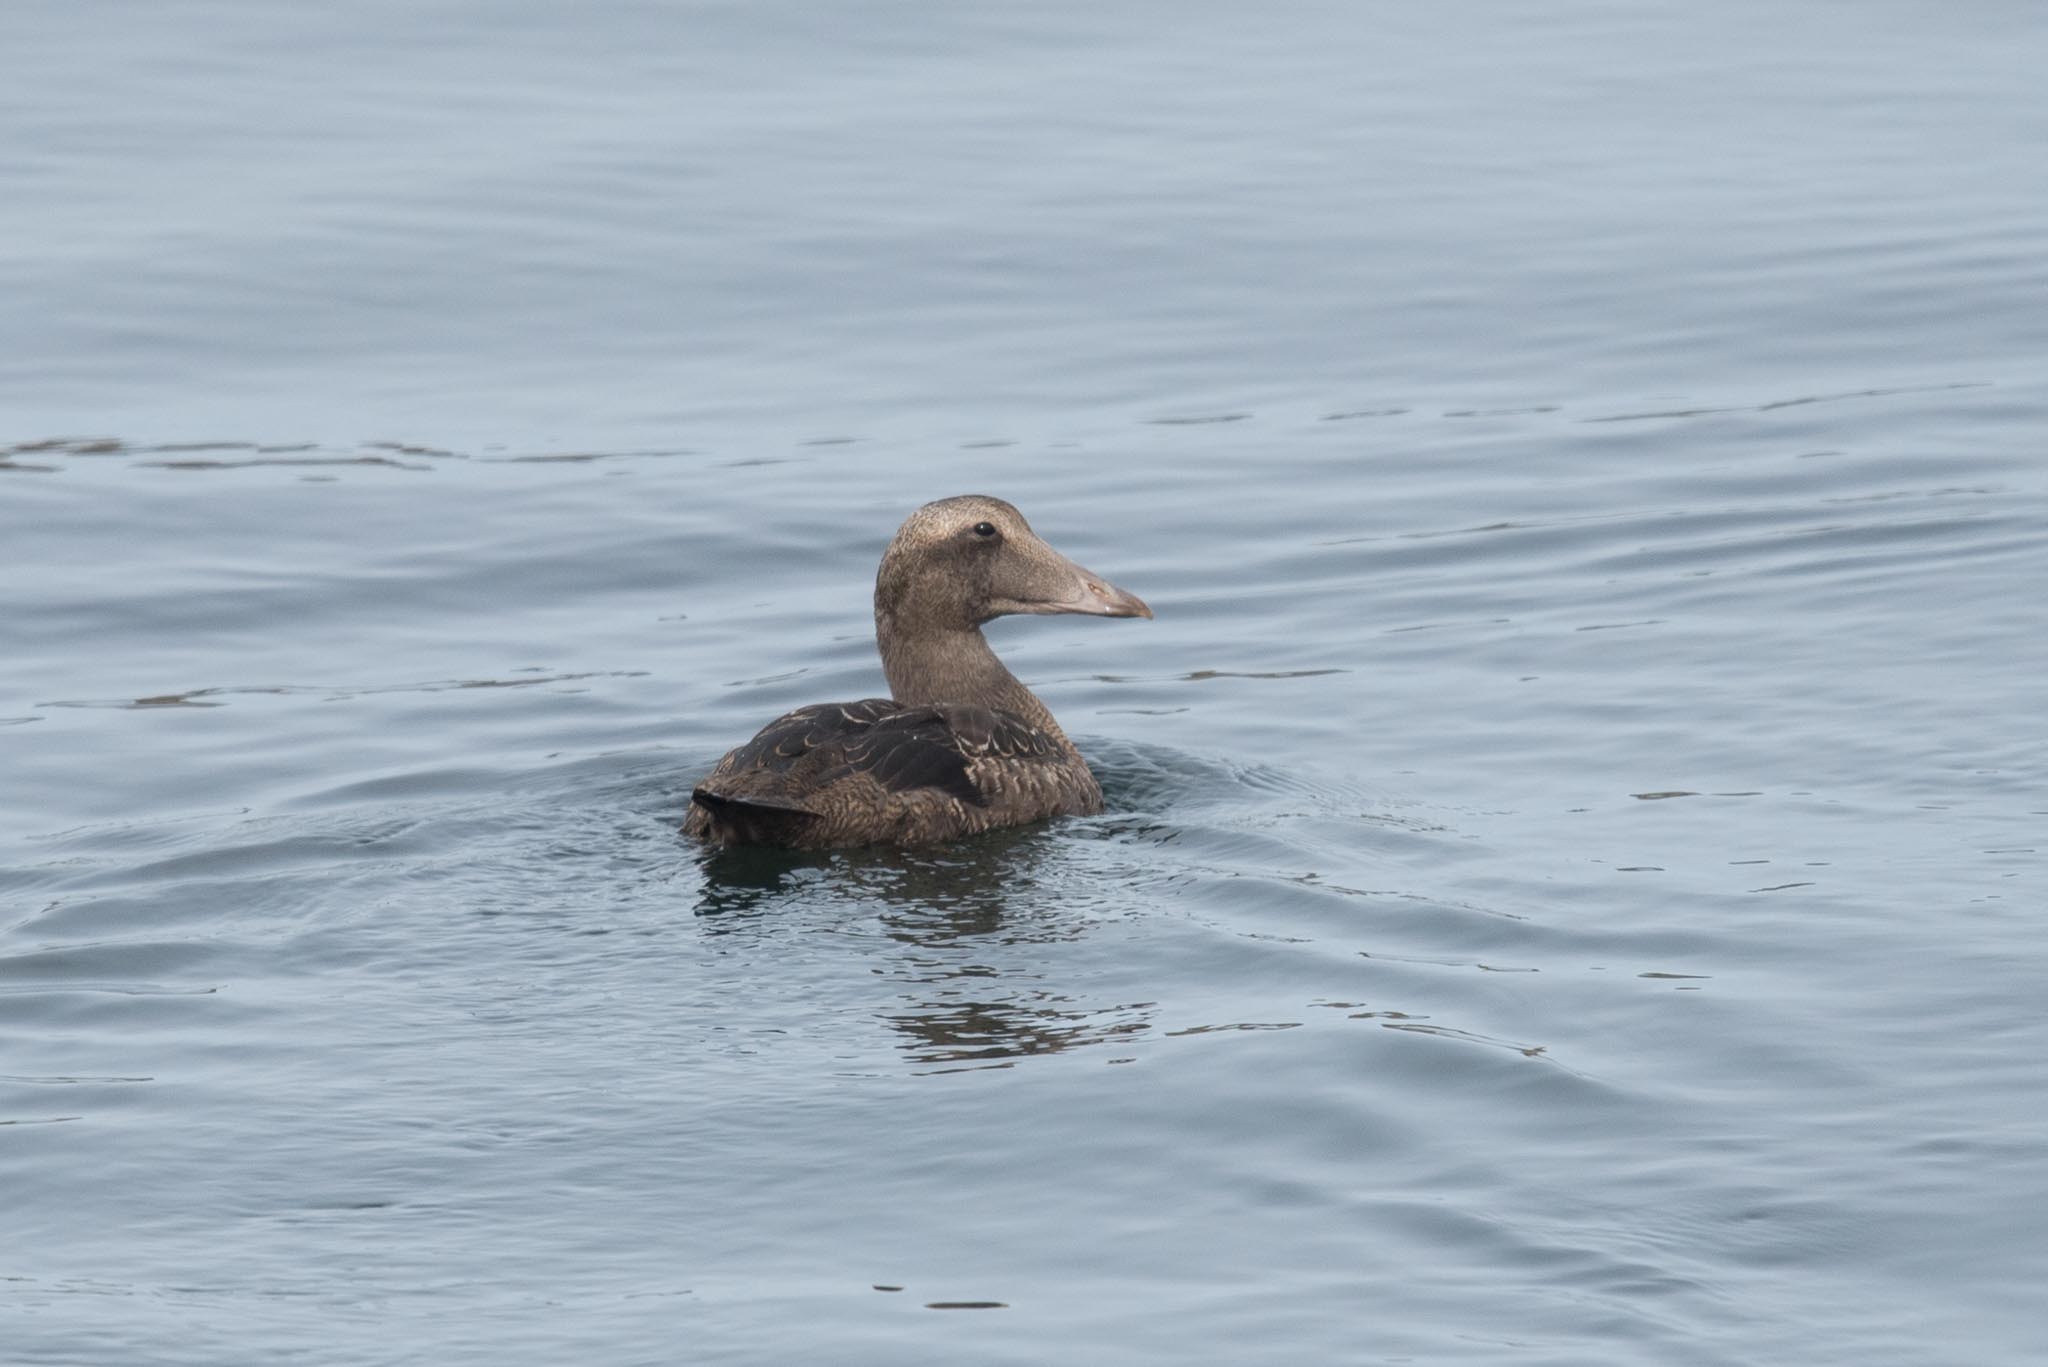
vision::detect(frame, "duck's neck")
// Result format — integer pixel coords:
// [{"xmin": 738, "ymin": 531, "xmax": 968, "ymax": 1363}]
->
[{"xmin": 877, "ymin": 619, "xmax": 1069, "ymax": 744}]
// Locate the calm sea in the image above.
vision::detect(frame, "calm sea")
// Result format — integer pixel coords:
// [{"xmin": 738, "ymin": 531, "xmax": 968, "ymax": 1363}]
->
[{"xmin": 5, "ymin": 3, "xmax": 2046, "ymax": 1364}]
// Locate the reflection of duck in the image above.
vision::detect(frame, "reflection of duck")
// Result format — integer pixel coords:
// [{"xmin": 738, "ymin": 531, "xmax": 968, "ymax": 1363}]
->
[
  {"xmin": 684, "ymin": 496, "xmax": 1152, "ymax": 848},
  {"xmin": 690, "ymin": 831, "xmax": 1157, "ymax": 1067}
]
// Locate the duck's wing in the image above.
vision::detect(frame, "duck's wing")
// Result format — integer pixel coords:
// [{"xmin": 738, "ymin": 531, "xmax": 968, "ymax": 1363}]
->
[
  {"xmin": 846, "ymin": 702, "xmax": 1069, "ymax": 804},
  {"xmin": 685, "ymin": 700, "xmax": 1069, "ymax": 842},
  {"xmin": 695, "ymin": 700, "xmax": 1062, "ymax": 805},
  {"xmin": 911, "ymin": 703, "xmax": 1070, "ymax": 770}
]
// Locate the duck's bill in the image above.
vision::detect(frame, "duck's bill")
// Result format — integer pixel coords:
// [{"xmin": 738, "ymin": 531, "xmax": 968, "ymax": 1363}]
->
[
  {"xmin": 1003, "ymin": 560, "xmax": 1153, "ymax": 619},
  {"xmin": 1051, "ymin": 572, "xmax": 1152, "ymax": 618}
]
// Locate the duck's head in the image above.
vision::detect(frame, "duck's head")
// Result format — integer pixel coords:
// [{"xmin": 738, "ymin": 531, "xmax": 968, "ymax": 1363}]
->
[{"xmin": 875, "ymin": 495, "xmax": 1152, "ymax": 632}]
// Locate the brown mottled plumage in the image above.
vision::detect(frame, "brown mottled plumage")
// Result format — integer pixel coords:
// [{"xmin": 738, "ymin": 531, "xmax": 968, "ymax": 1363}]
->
[{"xmin": 683, "ymin": 495, "xmax": 1152, "ymax": 848}]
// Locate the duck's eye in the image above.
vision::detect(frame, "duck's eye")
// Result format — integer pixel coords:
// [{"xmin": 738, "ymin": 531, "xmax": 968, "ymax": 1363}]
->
[{"xmin": 972, "ymin": 521, "xmax": 998, "ymax": 538}]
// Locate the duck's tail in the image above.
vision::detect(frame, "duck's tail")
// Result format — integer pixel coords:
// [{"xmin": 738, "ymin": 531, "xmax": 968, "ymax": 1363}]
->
[{"xmin": 684, "ymin": 784, "xmax": 821, "ymax": 846}]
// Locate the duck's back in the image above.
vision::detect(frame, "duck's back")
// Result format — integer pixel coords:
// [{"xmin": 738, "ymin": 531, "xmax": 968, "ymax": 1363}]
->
[{"xmin": 683, "ymin": 699, "xmax": 1101, "ymax": 848}]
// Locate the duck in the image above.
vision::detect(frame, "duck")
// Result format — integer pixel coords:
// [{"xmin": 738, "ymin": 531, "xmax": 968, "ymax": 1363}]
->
[{"xmin": 683, "ymin": 494, "xmax": 1152, "ymax": 848}]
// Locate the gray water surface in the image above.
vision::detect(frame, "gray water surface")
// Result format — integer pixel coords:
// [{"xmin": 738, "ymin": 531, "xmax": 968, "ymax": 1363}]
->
[{"xmin": 6, "ymin": 4, "xmax": 2047, "ymax": 1365}]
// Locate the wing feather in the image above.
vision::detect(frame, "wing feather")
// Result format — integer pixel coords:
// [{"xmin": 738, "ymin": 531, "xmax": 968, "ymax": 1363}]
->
[{"xmin": 694, "ymin": 698, "xmax": 1066, "ymax": 811}]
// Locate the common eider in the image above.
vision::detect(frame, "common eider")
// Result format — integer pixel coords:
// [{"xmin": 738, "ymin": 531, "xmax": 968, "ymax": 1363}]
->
[{"xmin": 682, "ymin": 495, "xmax": 1152, "ymax": 848}]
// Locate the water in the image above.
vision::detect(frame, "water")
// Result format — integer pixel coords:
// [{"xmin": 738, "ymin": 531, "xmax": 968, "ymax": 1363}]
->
[{"xmin": 6, "ymin": 4, "xmax": 2047, "ymax": 1364}]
